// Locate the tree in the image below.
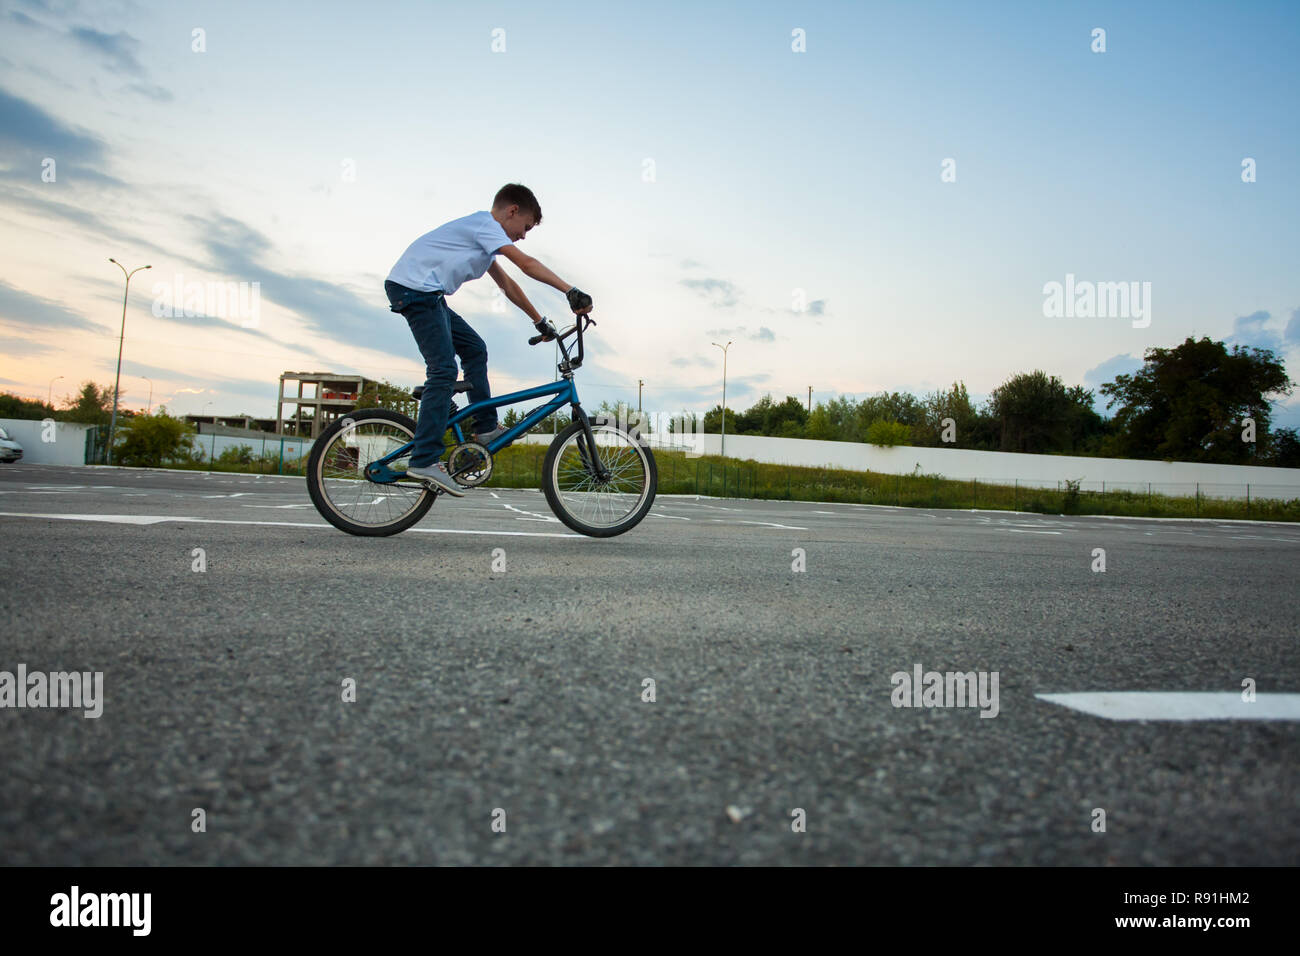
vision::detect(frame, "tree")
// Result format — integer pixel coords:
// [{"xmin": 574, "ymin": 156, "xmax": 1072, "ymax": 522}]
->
[
  {"xmin": 62, "ymin": 382, "xmax": 117, "ymax": 426},
  {"xmin": 806, "ymin": 395, "xmax": 858, "ymax": 441},
  {"xmin": 1099, "ymin": 337, "xmax": 1294, "ymax": 463},
  {"xmin": 0, "ymin": 392, "xmax": 53, "ymax": 420},
  {"xmin": 667, "ymin": 410, "xmax": 699, "ymax": 433},
  {"xmin": 112, "ymin": 406, "xmax": 196, "ymax": 466},
  {"xmin": 855, "ymin": 391, "xmax": 925, "ymax": 443},
  {"xmin": 865, "ymin": 420, "xmax": 910, "ymax": 446},
  {"xmin": 353, "ymin": 379, "xmax": 418, "ymax": 416},
  {"xmin": 1265, "ymin": 427, "xmax": 1300, "ymax": 468},
  {"xmin": 988, "ymin": 371, "xmax": 1100, "ymax": 454},
  {"xmin": 921, "ymin": 382, "xmax": 980, "ymax": 447},
  {"xmin": 702, "ymin": 404, "xmax": 738, "ymax": 435}
]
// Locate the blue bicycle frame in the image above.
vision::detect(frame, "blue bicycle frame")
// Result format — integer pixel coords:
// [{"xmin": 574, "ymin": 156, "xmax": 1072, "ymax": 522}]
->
[{"xmin": 366, "ymin": 378, "xmax": 581, "ymax": 483}]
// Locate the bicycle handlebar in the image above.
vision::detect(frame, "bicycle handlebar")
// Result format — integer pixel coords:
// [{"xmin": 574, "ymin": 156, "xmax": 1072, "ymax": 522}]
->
[{"xmin": 528, "ymin": 313, "xmax": 595, "ymax": 371}]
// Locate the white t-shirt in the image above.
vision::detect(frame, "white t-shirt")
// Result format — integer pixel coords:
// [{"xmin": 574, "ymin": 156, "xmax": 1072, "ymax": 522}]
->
[{"xmin": 387, "ymin": 211, "xmax": 513, "ymax": 294}]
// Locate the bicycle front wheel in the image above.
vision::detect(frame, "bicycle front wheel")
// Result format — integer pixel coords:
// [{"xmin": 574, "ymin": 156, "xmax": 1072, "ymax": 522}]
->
[
  {"xmin": 541, "ymin": 418, "xmax": 657, "ymax": 537},
  {"xmin": 305, "ymin": 408, "xmax": 436, "ymax": 536}
]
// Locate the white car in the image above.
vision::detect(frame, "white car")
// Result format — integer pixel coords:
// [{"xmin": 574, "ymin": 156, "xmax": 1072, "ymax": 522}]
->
[{"xmin": 0, "ymin": 425, "xmax": 23, "ymax": 462}]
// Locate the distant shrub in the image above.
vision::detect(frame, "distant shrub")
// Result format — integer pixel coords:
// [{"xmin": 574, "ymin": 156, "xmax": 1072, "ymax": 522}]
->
[{"xmin": 865, "ymin": 420, "xmax": 910, "ymax": 447}]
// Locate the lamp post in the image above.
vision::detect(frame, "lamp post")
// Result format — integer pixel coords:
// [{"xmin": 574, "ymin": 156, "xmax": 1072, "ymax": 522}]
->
[
  {"xmin": 711, "ymin": 340, "xmax": 732, "ymax": 457},
  {"xmin": 106, "ymin": 258, "xmax": 151, "ymax": 464},
  {"xmin": 142, "ymin": 376, "xmax": 153, "ymax": 415},
  {"xmin": 47, "ymin": 375, "xmax": 63, "ymax": 409}
]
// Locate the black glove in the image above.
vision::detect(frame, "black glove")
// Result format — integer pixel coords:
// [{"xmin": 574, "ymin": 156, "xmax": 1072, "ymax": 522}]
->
[
  {"xmin": 566, "ymin": 286, "xmax": 593, "ymax": 313},
  {"xmin": 534, "ymin": 319, "xmax": 555, "ymax": 341}
]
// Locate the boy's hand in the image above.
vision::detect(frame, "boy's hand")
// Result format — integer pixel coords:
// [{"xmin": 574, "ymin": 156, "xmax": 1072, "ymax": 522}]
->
[
  {"xmin": 566, "ymin": 287, "xmax": 593, "ymax": 315},
  {"xmin": 533, "ymin": 319, "xmax": 555, "ymax": 341}
]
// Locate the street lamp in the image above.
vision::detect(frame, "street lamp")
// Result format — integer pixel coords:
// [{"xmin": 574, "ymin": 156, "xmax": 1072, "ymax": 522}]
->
[
  {"xmin": 47, "ymin": 375, "xmax": 63, "ymax": 409},
  {"xmin": 712, "ymin": 340, "xmax": 732, "ymax": 457},
  {"xmin": 141, "ymin": 376, "xmax": 153, "ymax": 415},
  {"xmin": 106, "ymin": 258, "xmax": 151, "ymax": 464}
]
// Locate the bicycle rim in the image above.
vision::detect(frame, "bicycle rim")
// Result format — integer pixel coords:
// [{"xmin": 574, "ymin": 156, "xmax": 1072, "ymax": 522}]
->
[
  {"xmin": 549, "ymin": 423, "xmax": 651, "ymax": 529},
  {"xmin": 314, "ymin": 416, "xmax": 430, "ymax": 529}
]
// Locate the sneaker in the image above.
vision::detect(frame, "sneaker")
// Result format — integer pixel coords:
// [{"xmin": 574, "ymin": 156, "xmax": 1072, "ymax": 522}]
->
[
  {"xmin": 473, "ymin": 424, "xmax": 511, "ymax": 447},
  {"xmin": 405, "ymin": 462, "xmax": 465, "ymax": 496}
]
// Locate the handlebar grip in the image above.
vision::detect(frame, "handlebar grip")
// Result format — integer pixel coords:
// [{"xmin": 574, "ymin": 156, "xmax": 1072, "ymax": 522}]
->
[{"xmin": 528, "ymin": 333, "xmax": 546, "ymax": 345}]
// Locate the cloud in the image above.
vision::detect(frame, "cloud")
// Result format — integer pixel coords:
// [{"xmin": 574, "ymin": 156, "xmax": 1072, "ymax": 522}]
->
[
  {"xmin": 1226, "ymin": 309, "xmax": 1284, "ymax": 354},
  {"xmin": 807, "ymin": 299, "xmax": 825, "ymax": 315},
  {"xmin": 125, "ymin": 82, "xmax": 173, "ymax": 102},
  {"xmin": 705, "ymin": 325, "xmax": 775, "ymax": 344},
  {"xmin": 1284, "ymin": 307, "xmax": 1300, "ymax": 346},
  {"xmin": 0, "ymin": 184, "xmax": 179, "ymax": 261},
  {"xmin": 0, "ymin": 332, "xmax": 52, "ymax": 356},
  {"xmin": 0, "ymin": 278, "xmax": 108, "ymax": 333},
  {"xmin": 1084, "ymin": 353, "xmax": 1143, "ymax": 387},
  {"xmin": 68, "ymin": 26, "xmax": 144, "ymax": 76},
  {"xmin": 174, "ymin": 211, "xmax": 420, "ymax": 361},
  {"xmin": 668, "ymin": 355, "xmax": 713, "ymax": 368},
  {"xmin": 681, "ymin": 277, "xmax": 739, "ymax": 308},
  {"xmin": 0, "ymin": 85, "xmax": 107, "ymax": 165},
  {"xmin": 680, "ymin": 258, "xmax": 703, "ymax": 269}
]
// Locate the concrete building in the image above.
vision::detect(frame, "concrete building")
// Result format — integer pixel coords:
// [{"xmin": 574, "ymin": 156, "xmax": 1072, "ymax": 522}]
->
[{"xmin": 276, "ymin": 372, "xmax": 375, "ymax": 438}]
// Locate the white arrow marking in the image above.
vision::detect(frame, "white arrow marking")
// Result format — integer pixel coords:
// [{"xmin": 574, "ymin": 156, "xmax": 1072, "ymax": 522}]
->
[{"xmin": 1036, "ymin": 692, "xmax": 1300, "ymax": 721}]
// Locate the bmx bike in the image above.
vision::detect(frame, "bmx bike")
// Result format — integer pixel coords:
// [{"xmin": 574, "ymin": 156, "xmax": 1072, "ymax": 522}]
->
[{"xmin": 305, "ymin": 313, "xmax": 656, "ymax": 538}]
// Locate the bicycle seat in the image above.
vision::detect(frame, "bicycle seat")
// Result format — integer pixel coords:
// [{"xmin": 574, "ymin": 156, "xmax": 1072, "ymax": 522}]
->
[{"xmin": 412, "ymin": 381, "xmax": 472, "ymax": 401}]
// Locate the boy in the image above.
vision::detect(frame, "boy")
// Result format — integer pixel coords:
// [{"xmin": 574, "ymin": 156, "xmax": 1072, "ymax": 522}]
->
[{"xmin": 384, "ymin": 183, "xmax": 593, "ymax": 496}]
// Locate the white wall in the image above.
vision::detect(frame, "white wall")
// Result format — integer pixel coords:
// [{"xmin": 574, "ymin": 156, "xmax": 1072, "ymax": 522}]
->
[
  {"xmin": 522, "ymin": 429, "xmax": 1300, "ymax": 500},
  {"xmin": 0, "ymin": 418, "xmax": 94, "ymax": 465}
]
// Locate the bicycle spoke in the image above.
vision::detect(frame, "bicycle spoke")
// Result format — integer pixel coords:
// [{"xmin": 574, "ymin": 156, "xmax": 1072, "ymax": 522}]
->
[
  {"xmin": 551, "ymin": 423, "xmax": 650, "ymax": 528},
  {"xmin": 315, "ymin": 419, "xmax": 428, "ymax": 528}
]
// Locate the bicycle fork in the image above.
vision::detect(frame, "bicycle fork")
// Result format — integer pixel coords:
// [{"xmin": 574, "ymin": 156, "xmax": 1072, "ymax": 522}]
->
[{"xmin": 571, "ymin": 405, "xmax": 613, "ymax": 483}]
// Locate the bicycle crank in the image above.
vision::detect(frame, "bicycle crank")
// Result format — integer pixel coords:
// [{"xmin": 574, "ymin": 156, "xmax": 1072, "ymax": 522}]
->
[{"xmin": 447, "ymin": 441, "xmax": 493, "ymax": 488}]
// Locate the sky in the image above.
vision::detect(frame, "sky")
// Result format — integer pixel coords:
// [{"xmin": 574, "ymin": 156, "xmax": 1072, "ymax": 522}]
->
[{"xmin": 1, "ymin": 0, "xmax": 1298, "ymax": 431}]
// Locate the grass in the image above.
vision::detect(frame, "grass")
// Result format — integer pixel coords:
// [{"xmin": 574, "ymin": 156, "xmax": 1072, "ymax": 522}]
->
[
  {"xmin": 484, "ymin": 445, "xmax": 1300, "ymax": 522},
  {"xmin": 108, "ymin": 441, "xmax": 1300, "ymax": 523}
]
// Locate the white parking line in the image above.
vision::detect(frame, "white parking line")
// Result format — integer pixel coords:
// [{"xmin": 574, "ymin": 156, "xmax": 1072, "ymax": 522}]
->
[
  {"xmin": 503, "ymin": 503, "xmax": 558, "ymax": 522},
  {"xmin": 0, "ymin": 511, "xmax": 581, "ymax": 538},
  {"xmin": 1036, "ymin": 692, "xmax": 1300, "ymax": 721}
]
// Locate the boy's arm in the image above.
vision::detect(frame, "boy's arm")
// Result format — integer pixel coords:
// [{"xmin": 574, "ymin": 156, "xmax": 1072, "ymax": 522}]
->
[
  {"xmin": 497, "ymin": 245, "xmax": 592, "ymax": 314},
  {"xmin": 487, "ymin": 261, "xmax": 544, "ymax": 324}
]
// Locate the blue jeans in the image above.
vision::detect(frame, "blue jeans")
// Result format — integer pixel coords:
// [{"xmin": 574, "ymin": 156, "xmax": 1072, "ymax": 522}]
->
[{"xmin": 385, "ymin": 280, "xmax": 497, "ymax": 467}]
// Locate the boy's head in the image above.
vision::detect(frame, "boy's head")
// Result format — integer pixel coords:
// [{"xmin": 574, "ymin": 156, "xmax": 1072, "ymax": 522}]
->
[{"xmin": 491, "ymin": 183, "xmax": 542, "ymax": 242}]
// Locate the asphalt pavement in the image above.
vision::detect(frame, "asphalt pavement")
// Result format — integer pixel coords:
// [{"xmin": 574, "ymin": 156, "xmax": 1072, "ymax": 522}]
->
[{"xmin": 1, "ymin": 462, "xmax": 1297, "ymax": 864}]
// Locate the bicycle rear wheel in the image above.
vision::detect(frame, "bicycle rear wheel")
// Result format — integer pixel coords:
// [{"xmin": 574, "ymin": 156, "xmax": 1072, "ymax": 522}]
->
[
  {"xmin": 306, "ymin": 408, "xmax": 436, "ymax": 536},
  {"xmin": 541, "ymin": 418, "xmax": 656, "ymax": 537}
]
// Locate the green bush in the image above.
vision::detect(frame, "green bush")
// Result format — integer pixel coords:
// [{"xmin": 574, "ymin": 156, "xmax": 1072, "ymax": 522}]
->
[
  {"xmin": 113, "ymin": 408, "xmax": 196, "ymax": 467},
  {"xmin": 865, "ymin": 420, "xmax": 910, "ymax": 447},
  {"xmin": 216, "ymin": 444, "xmax": 255, "ymax": 466}
]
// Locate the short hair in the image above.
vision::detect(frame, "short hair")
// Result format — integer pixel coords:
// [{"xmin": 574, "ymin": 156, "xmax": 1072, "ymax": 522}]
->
[{"xmin": 492, "ymin": 183, "xmax": 542, "ymax": 224}]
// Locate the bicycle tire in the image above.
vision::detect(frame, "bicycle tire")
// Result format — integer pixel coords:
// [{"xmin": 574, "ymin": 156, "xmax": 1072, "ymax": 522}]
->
[
  {"xmin": 306, "ymin": 407, "xmax": 436, "ymax": 536},
  {"xmin": 541, "ymin": 418, "xmax": 657, "ymax": 537}
]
